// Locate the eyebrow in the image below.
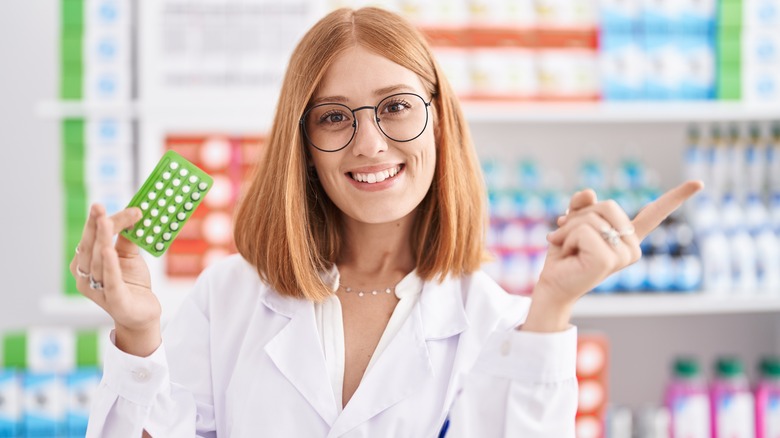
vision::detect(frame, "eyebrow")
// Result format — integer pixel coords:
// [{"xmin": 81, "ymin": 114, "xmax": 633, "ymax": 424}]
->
[{"xmin": 311, "ymin": 84, "xmax": 417, "ymax": 105}]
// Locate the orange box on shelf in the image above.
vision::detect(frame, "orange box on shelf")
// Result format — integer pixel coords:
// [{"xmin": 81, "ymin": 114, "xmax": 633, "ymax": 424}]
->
[
  {"xmin": 165, "ymin": 134, "xmax": 265, "ymax": 279},
  {"xmin": 576, "ymin": 333, "xmax": 609, "ymax": 438}
]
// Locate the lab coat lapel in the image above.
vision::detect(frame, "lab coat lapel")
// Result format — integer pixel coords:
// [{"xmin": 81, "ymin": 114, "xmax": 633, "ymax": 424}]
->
[
  {"xmin": 263, "ymin": 294, "xmax": 339, "ymax": 426},
  {"xmin": 328, "ymin": 277, "xmax": 469, "ymax": 437},
  {"xmin": 328, "ymin": 300, "xmax": 432, "ymax": 437}
]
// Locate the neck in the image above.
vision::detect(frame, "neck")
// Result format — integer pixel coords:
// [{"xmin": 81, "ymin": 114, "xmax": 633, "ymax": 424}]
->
[{"xmin": 338, "ymin": 211, "xmax": 416, "ymax": 279}]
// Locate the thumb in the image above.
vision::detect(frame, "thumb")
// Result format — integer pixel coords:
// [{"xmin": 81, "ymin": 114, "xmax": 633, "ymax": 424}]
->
[{"xmin": 115, "ymin": 234, "xmax": 140, "ymax": 257}]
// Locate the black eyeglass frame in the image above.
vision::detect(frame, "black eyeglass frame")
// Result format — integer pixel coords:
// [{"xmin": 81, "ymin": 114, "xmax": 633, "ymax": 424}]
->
[{"xmin": 299, "ymin": 92, "xmax": 435, "ymax": 153}]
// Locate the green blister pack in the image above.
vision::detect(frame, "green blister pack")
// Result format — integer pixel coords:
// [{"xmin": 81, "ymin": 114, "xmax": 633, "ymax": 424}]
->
[{"xmin": 121, "ymin": 150, "xmax": 213, "ymax": 257}]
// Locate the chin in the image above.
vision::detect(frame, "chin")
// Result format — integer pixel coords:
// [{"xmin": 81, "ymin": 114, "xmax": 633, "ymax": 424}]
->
[{"xmin": 347, "ymin": 204, "xmax": 417, "ymax": 225}]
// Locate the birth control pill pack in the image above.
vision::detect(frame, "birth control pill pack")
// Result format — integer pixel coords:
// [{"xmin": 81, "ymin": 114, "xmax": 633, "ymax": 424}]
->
[{"xmin": 121, "ymin": 150, "xmax": 213, "ymax": 256}]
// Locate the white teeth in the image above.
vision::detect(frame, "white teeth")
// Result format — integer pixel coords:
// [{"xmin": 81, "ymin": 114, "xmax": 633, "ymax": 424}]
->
[{"xmin": 352, "ymin": 165, "xmax": 402, "ymax": 184}]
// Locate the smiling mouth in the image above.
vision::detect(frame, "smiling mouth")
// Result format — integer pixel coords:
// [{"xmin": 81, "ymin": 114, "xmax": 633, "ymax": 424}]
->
[{"xmin": 347, "ymin": 164, "xmax": 404, "ymax": 184}]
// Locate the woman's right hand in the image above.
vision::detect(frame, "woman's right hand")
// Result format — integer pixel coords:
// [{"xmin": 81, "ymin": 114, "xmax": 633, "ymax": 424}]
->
[{"xmin": 69, "ymin": 204, "xmax": 162, "ymax": 357}]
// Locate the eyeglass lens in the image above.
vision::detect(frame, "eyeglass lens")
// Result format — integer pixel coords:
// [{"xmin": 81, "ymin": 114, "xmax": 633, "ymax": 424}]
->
[{"xmin": 303, "ymin": 93, "xmax": 429, "ymax": 152}]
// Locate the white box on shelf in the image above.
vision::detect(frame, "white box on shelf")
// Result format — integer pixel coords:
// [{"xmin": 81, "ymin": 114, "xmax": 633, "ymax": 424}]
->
[
  {"xmin": 86, "ymin": 118, "xmax": 132, "ymax": 146},
  {"xmin": 743, "ymin": 0, "xmax": 780, "ymax": 30},
  {"xmin": 26, "ymin": 328, "xmax": 75, "ymax": 374}
]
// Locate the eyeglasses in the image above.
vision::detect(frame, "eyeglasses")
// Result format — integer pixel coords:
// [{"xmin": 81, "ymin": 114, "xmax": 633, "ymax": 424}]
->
[{"xmin": 300, "ymin": 92, "xmax": 434, "ymax": 153}]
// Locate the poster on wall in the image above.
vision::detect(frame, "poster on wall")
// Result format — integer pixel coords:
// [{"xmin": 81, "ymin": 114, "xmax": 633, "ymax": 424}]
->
[{"xmin": 139, "ymin": 0, "xmax": 321, "ymax": 110}]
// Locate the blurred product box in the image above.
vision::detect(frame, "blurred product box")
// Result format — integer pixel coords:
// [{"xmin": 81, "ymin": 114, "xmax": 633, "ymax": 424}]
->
[{"xmin": 600, "ymin": 30, "xmax": 645, "ymax": 99}]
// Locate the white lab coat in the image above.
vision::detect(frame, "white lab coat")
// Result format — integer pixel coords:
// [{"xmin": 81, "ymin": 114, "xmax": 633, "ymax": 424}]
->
[{"xmin": 87, "ymin": 254, "xmax": 577, "ymax": 437}]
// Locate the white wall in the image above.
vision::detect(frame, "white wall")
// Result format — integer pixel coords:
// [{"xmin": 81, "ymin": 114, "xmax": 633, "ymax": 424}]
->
[{"xmin": 0, "ymin": 4, "xmax": 80, "ymax": 330}]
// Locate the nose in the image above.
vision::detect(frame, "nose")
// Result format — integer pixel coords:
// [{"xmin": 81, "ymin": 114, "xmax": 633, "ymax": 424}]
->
[{"xmin": 350, "ymin": 107, "xmax": 387, "ymax": 157}]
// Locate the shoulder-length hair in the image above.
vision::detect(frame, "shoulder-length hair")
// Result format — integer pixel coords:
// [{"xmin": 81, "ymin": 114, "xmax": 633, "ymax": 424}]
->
[{"xmin": 234, "ymin": 7, "xmax": 488, "ymax": 301}]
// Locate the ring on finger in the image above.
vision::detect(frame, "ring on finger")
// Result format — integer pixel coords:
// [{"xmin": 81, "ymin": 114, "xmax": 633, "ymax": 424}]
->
[
  {"xmin": 76, "ymin": 265, "xmax": 90, "ymax": 279},
  {"xmin": 89, "ymin": 274, "xmax": 104, "ymax": 290},
  {"xmin": 600, "ymin": 226, "xmax": 621, "ymax": 248},
  {"xmin": 617, "ymin": 226, "xmax": 635, "ymax": 237}
]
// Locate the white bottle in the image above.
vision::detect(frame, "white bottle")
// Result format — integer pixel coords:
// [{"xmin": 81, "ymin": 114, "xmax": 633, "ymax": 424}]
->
[
  {"xmin": 745, "ymin": 124, "xmax": 767, "ymax": 196},
  {"xmin": 722, "ymin": 194, "xmax": 758, "ymax": 294},
  {"xmin": 692, "ymin": 194, "xmax": 732, "ymax": 294},
  {"xmin": 708, "ymin": 125, "xmax": 729, "ymax": 201},
  {"xmin": 700, "ymin": 230, "xmax": 732, "ymax": 294},
  {"xmin": 769, "ymin": 122, "xmax": 780, "ymax": 192},
  {"xmin": 726, "ymin": 124, "xmax": 747, "ymax": 203},
  {"xmin": 755, "ymin": 226, "xmax": 780, "ymax": 294}
]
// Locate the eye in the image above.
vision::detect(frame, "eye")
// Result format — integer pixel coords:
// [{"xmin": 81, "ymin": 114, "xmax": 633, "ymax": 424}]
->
[
  {"xmin": 319, "ymin": 110, "xmax": 350, "ymax": 124},
  {"xmin": 382, "ymin": 99, "xmax": 411, "ymax": 114}
]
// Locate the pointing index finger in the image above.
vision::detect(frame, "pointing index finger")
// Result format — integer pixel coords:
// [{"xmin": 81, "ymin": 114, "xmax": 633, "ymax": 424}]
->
[{"xmin": 632, "ymin": 180, "xmax": 704, "ymax": 240}]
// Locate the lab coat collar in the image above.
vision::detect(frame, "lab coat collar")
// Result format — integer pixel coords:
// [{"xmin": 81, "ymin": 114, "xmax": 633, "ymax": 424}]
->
[
  {"xmin": 260, "ymin": 272, "xmax": 470, "ymax": 432},
  {"xmin": 260, "ymin": 268, "xmax": 470, "ymax": 339}
]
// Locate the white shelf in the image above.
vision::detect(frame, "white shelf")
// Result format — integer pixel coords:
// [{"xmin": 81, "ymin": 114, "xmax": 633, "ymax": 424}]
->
[
  {"xmin": 461, "ymin": 101, "xmax": 780, "ymax": 123},
  {"xmin": 42, "ymin": 290, "xmax": 780, "ymax": 321},
  {"xmin": 573, "ymin": 293, "xmax": 780, "ymax": 318},
  {"xmin": 35, "ymin": 100, "xmax": 267, "ymax": 119},
  {"xmin": 37, "ymin": 100, "xmax": 780, "ymax": 123},
  {"xmin": 40, "ymin": 295, "xmax": 113, "ymax": 322}
]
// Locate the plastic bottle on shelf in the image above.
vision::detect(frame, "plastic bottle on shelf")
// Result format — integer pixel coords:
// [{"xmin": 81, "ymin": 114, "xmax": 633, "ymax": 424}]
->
[
  {"xmin": 708, "ymin": 125, "xmax": 728, "ymax": 201},
  {"xmin": 755, "ymin": 356, "xmax": 780, "ymax": 438},
  {"xmin": 693, "ymin": 194, "xmax": 731, "ymax": 294},
  {"xmin": 754, "ymin": 226, "xmax": 780, "ymax": 294},
  {"xmin": 710, "ymin": 356, "xmax": 756, "ymax": 438},
  {"xmin": 722, "ymin": 193, "xmax": 758, "ymax": 294},
  {"xmin": 727, "ymin": 124, "xmax": 748, "ymax": 203},
  {"xmin": 578, "ymin": 159, "xmax": 608, "ymax": 197},
  {"xmin": 771, "ymin": 193, "xmax": 780, "ymax": 232},
  {"xmin": 665, "ymin": 357, "xmax": 710, "ymax": 438},
  {"xmin": 746, "ymin": 124, "xmax": 767, "ymax": 197},
  {"xmin": 685, "ymin": 124, "xmax": 710, "ymax": 188},
  {"xmin": 769, "ymin": 122, "xmax": 780, "ymax": 193},
  {"xmin": 646, "ymin": 224, "xmax": 675, "ymax": 292},
  {"xmin": 670, "ymin": 219, "xmax": 703, "ymax": 292},
  {"xmin": 745, "ymin": 192, "xmax": 780, "ymax": 293}
]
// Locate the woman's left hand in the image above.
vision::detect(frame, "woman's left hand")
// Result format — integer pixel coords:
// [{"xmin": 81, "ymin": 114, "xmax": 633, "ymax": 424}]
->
[{"xmin": 522, "ymin": 180, "xmax": 703, "ymax": 332}]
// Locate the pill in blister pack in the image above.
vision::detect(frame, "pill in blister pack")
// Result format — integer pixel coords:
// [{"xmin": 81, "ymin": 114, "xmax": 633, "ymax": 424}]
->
[{"xmin": 121, "ymin": 150, "xmax": 213, "ymax": 256}]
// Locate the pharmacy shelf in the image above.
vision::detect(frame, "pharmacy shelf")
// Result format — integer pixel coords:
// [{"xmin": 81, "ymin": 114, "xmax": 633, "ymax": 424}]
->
[
  {"xmin": 37, "ymin": 100, "xmax": 780, "ymax": 123},
  {"xmin": 42, "ymin": 290, "xmax": 780, "ymax": 321},
  {"xmin": 461, "ymin": 101, "xmax": 780, "ymax": 123},
  {"xmin": 35, "ymin": 100, "xmax": 267, "ymax": 119},
  {"xmin": 573, "ymin": 293, "xmax": 780, "ymax": 318},
  {"xmin": 40, "ymin": 295, "xmax": 112, "ymax": 322}
]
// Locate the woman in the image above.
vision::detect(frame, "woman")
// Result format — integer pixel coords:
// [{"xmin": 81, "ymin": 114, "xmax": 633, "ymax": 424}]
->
[{"xmin": 71, "ymin": 7, "xmax": 701, "ymax": 437}]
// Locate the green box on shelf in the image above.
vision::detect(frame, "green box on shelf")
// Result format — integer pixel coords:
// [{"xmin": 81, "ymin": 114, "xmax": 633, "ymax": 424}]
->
[
  {"xmin": 64, "ymin": 231, "xmax": 82, "ymax": 264},
  {"xmin": 60, "ymin": 35, "xmax": 83, "ymax": 67},
  {"xmin": 717, "ymin": 69, "xmax": 742, "ymax": 100},
  {"xmin": 64, "ymin": 264, "xmax": 80, "ymax": 296},
  {"xmin": 60, "ymin": 74, "xmax": 83, "ymax": 100},
  {"xmin": 62, "ymin": 119, "xmax": 85, "ymax": 145},
  {"xmin": 61, "ymin": 0, "xmax": 85, "ymax": 32},
  {"xmin": 2, "ymin": 332, "xmax": 26, "ymax": 370},
  {"xmin": 65, "ymin": 189, "xmax": 89, "ymax": 219},
  {"xmin": 62, "ymin": 157, "xmax": 86, "ymax": 186},
  {"xmin": 63, "ymin": 140, "xmax": 85, "ymax": 160},
  {"xmin": 717, "ymin": 30, "xmax": 742, "ymax": 64},
  {"xmin": 76, "ymin": 330, "xmax": 99, "ymax": 367},
  {"xmin": 717, "ymin": 0, "xmax": 743, "ymax": 29}
]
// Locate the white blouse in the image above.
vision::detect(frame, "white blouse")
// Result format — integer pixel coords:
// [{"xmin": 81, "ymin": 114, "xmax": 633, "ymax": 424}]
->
[{"xmin": 314, "ymin": 267, "xmax": 423, "ymax": 414}]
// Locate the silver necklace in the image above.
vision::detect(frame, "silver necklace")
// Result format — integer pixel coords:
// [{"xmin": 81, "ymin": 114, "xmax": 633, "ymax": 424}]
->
[{"xmin": 338, "ymin": 283, "xmax": 395, "ymax": 297}]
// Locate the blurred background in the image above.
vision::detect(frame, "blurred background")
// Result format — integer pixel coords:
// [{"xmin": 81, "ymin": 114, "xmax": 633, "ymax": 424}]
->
[{"xmin": 1, "ymin": 0, "xmax": 780, "ymax": 437}]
